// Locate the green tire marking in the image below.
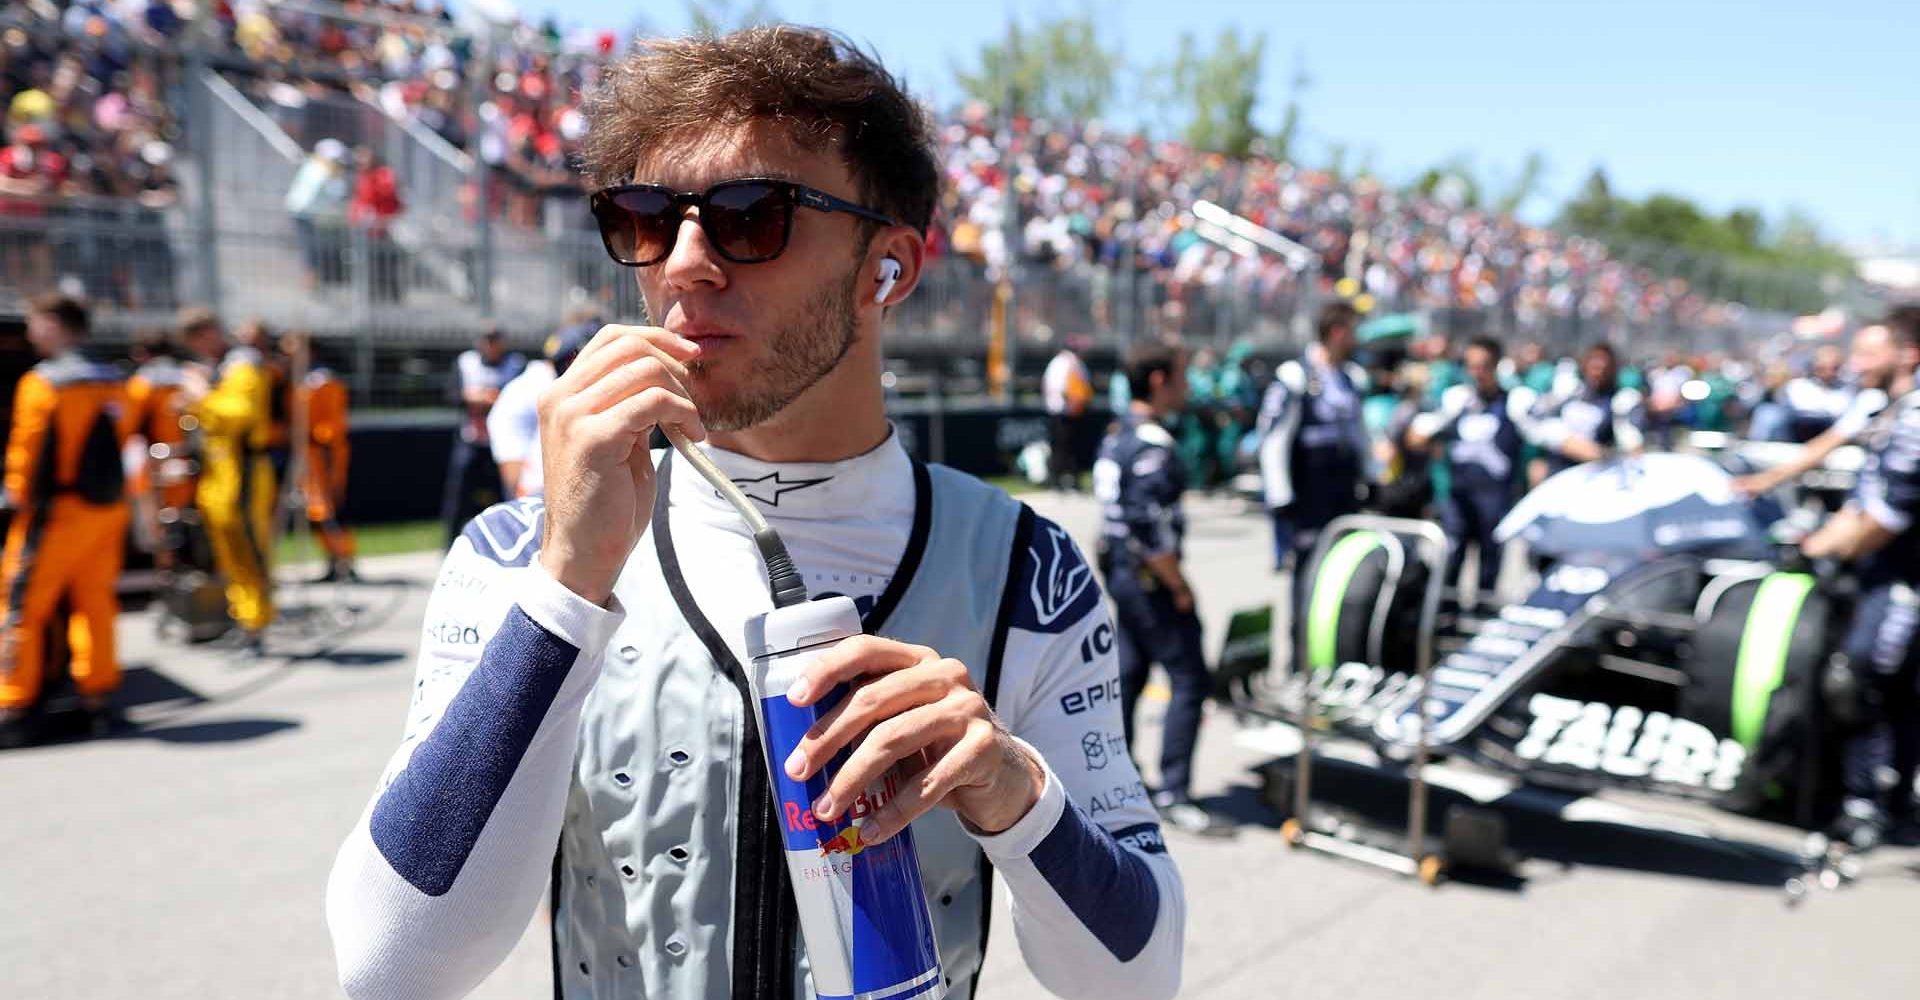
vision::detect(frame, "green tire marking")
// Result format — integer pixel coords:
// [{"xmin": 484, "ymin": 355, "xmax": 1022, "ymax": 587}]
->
[
  {"xmin": 1307, "ymin": 531, "xmax": 1387, "ymax": 673},
  {"xmin": 1731, "ymin": 573, "xmax": 1815, "ymax": 750}
]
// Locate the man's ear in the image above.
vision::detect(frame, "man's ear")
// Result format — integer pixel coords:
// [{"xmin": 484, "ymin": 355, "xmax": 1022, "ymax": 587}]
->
[{"xmin": 868, "ymin": 227, "xmax": 927, "ymax": 311}]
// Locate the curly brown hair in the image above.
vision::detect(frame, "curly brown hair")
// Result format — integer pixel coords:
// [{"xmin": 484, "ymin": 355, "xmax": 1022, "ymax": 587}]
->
[{"xmin": 579, "ymin": 26, "xmax": 939, "ymax": 235}]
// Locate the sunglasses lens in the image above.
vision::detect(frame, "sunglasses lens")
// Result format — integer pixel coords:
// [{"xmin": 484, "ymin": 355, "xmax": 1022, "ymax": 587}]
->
[
  {"xmin": 596, "ymin": 189, "xmax": 676, "ymax": 265},
  {"xmin": 705, "ymin": 182, "xmax": 792, "ymax": 262}
]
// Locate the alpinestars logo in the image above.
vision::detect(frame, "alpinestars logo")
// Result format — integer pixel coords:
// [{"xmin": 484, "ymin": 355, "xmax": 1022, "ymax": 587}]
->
[
  {"xmin": 728, "ymin": 472, "xmax": 831, "ymax": 506},
  {"xmin": 1027, "ymin": 524, "xmax": 1094, "ymax": 628}
]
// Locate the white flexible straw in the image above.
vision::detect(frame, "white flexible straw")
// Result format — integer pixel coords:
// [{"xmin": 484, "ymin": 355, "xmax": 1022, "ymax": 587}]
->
[{"xmin": 660, "ymin": 423, "xmax": 772, "ymax": 535}]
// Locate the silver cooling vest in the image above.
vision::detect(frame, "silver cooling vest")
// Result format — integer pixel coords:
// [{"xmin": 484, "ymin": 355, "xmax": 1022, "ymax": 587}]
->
[{"xmin": 551, "ymin": 453, "xmax": 1034, "ymax": 999}]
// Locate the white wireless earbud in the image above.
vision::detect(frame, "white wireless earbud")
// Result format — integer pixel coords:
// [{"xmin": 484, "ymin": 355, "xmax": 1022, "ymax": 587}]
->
[{"xmin": 874, "ymin": 257, "xmax": 902, "ymax": 305}]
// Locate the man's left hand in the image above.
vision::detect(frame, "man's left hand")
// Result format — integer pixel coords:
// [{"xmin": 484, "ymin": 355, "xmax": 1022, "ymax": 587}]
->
[{"xmin": 782, "ymin": 635, "xmax": 1046, "ymax": 845}]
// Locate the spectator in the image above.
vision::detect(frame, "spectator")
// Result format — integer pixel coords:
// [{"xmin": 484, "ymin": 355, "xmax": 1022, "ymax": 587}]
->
[
  {"xmin": 0, "ymin": 124, "xmax": 66, "ymax": 203},
  {"xmin": 347, "ymin": 146, "xmax": 403, "ymax": 302},
  {"xmin": 0, "ymin": 124, "xmax": 65, "ymax": 293},
  {"xmin": 440, "ymin": 327, "xmax": 523, "ymax": 545},
  {"xmin": 286, "ymin": 138, "xmax": 352, "ymax": 290}
]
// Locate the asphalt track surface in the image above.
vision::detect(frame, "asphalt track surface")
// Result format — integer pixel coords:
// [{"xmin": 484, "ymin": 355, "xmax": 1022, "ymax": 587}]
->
[{"xmin": 3, "ymin": 491, "xmax": 1917, "ymax": 999}]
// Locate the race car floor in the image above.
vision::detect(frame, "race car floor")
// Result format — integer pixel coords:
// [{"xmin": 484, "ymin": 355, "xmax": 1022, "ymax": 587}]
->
[{"xmin": 1, "ymin": 491, "xmax": 1916, "ymax": 999}]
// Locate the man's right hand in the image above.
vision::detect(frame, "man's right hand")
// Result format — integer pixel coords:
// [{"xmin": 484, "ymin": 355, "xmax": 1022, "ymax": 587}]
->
[
  {"xmin": 536, "ymin": 325, "xmax": 705, "ymax": 606},
  {"xmin": 1169, "ymin": 582, "xmax": 1195, "ymax": 615}
]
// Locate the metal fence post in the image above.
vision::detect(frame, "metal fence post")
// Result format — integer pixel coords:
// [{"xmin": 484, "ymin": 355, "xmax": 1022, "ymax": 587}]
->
[
  {"xmin": 475, "ymin": 167, "xmax": 495, "ymax": 317},
  {"xmin": 466, "ymin": 28, "xmax": 496, "ymax": 320},
  {"xmin": 187, "ymin": 62, "xmax": 221, "ymax": 311},
  {"xmin": 343, "ymin": 222, "xmax": 374, "ymax": 402}
]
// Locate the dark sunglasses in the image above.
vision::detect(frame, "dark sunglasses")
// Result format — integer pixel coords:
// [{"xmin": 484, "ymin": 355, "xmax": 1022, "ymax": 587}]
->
[{"xmin": 589, "ymin": 177, "xmax": 899, "ymax": 267}]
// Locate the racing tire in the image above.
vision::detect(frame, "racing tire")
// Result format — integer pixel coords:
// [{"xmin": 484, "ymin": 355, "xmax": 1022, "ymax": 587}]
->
[
  {"xmin": 1689, "ymin": 571, "xmax": 1831, "ymax": 817},
  {"xmin": 1297, "ymin": 528, "xmax": 1429, "ymax": 677}
]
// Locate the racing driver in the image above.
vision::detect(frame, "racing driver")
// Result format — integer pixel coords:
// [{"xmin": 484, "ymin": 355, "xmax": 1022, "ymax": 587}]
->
[{"xmin": 326, "ymin": 26, "xmax": 1185, "ymax": 1000}]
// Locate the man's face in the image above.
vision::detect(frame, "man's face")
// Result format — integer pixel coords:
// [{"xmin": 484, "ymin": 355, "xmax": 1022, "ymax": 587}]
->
[
  {"xmin": 1324, "ymin": 323, "xmax": 1355, "ymax": 360},
  {"xmin": 1582, "ymin": 349, "xmax": 1615, "ymax": 391},
  {"xmin": 479, "ymin": 336, "xmax": 505, "ymax": 364},
  {"xmin": 1812, "ymin": 346, "xmax": 1842, "ymax": 383},
  {"xmin": 1848, "ymin": 325, "xmax": 1897, "ymax": 391},
  {"xmin": 1153, "ymin": 360, "xmax": 1190, "ymax": 413},
  {"xmin": 25, "ymin": 311, "xmax": 63, "ymax": 357},
  {"xmin": 1464, "ymin": 346, "xmax": 1499, "ymax": 394},
  {"xmin": 629, "ymin": 122, "xmax": 877, "ymax": 432},
  {"xmin": 184, "ymin": 324, "xmax": 224, "ymax": 359}
]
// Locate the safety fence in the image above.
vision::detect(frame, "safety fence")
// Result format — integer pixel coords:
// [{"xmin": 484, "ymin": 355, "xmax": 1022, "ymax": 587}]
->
[{"xmin": 2, "ymin": 198, "xmax": 1797, "ymax": 409}]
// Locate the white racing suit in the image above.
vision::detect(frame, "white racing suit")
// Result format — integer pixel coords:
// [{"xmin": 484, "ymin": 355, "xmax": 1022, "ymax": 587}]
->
[{"xmin": 326, "ymin": 432, "xmax": 1185, "ymax": 999}]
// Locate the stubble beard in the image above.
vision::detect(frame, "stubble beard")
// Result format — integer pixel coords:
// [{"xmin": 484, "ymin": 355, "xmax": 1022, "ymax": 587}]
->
[{"xmin": 685, "ymin": 263, "xmax": 860, "ymax": 434}]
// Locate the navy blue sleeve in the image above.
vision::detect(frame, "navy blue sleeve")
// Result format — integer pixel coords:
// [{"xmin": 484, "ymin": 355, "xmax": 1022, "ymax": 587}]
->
[
  {"xmin": 369, "ymin": 606, "xmax": 579, "ymax": 896},
  {"xmin": 1027, "ymin": 800, "xmax": 1166, "ymax": 961}
]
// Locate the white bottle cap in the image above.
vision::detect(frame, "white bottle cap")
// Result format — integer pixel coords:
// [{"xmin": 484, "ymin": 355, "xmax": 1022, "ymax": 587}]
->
[{"xmin": 744, "ymin": 595, "xmax": 863, "ymax": 661}]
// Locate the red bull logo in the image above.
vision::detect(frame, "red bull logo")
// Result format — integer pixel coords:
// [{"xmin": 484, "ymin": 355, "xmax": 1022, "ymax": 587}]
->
[
  {"xmin": 817, "ymin": 826, "xmax": 867, "ymax": 857},
  {"xmin": 782, "ymin": 772, "xmax": 901, "ymax": 839}
]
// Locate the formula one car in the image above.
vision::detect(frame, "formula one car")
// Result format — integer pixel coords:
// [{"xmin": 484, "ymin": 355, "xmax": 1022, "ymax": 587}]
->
[{"xmin": 1227, "ymin": 452, "xmax": 1873, "ymax": 882}]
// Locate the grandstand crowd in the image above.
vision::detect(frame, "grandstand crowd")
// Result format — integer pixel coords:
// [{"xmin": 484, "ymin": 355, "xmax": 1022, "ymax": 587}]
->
[{"xmin": 5, "ymin": 0, "xmax": 1773, "ymax": 349}]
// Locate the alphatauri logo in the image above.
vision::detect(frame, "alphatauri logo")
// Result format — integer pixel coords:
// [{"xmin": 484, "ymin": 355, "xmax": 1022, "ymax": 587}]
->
[{"xmin": 1026, "ymin": 524, "xmax": 1094, "ymax": 629}]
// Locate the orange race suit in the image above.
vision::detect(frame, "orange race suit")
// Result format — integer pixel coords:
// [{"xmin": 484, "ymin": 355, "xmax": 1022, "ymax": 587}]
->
[
  {"xmin": 125, "ymin": 355, "xmax": 194, "ymax": 518},
  {"xmin": 0, "ymin": 353, "xmax": 130, "ymax": 711},
  {"xmin": 298, "ymin": 367, "xmax": 354, "ymax": 564}
]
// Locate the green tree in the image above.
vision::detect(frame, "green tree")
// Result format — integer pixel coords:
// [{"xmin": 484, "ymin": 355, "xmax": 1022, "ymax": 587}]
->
[
  {"xmin": 1161, "ymin": 27, "xmax": 1267, "ymax": 157},
  {"xmin": 1495, "ymin": 151, "xmax": 1547, "ymax": 216},
  {"xmin": 1723, "ymin": 207, "xmax": 1765, "ymax": 252},
  {"xmin": 1561, "ymin": 166, "xmax": 1617, "ymax": 234},
  {"xmin": 1557, "ymin": 168, "xmax": 1852, "ymax": 310},
  {"xmin": 1620, "ymin": 193, "xmax": 1713, "ymax": 247},
  {"xmin": 952, "ymin": 13, "xmax": 1121, "ymax": 122}
]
